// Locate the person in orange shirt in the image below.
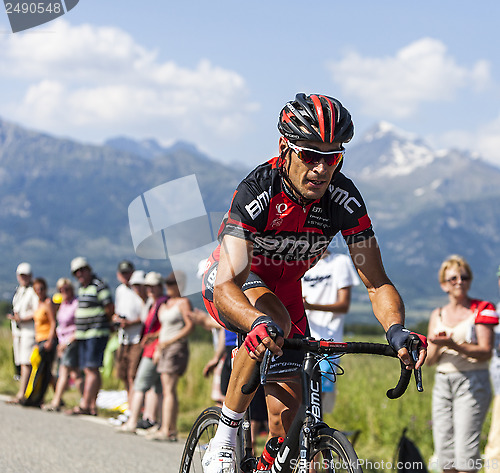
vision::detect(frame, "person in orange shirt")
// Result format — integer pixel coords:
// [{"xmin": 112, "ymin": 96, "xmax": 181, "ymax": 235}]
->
[{"xmin": 29, "ymin": 278, "xmax": 57, "ymax": 405}]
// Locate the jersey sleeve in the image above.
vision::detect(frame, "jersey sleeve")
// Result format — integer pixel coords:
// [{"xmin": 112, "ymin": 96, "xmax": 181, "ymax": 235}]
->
[
  {"xmin": 473, "ymin": 300, "xmax": 499, "ymax": 325},
  {"xmin": 218, "ymin": 177, "xmax": 269, "ymax": 242},
  {"xmin": 331, "ymin": 174, "xmax": 375, "ymax": 245}
]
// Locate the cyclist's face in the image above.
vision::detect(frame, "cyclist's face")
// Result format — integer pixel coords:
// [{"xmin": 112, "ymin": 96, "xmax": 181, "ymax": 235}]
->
[{"xmin": 280, "ymin": 138, "xmax": 342, "ymax": 201}]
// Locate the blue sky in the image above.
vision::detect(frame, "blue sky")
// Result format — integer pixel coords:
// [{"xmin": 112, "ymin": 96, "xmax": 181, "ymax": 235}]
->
[{"xmin": 1, "ymin": 1, "xmax": 499, "ymax": 168}]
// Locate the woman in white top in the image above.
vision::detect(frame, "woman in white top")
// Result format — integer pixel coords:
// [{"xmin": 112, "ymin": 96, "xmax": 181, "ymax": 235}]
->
[
  {"xmin": 149, "ymin": 272, "xmax": 194, "ymax": 441},
  {"xmin": 427, "ymin": 255, "xmax": 499, "ymax": 473}
]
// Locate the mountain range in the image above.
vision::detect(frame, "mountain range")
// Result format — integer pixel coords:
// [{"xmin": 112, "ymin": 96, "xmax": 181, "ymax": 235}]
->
[{"xmin": 1, "ymin": 117, "xmax": 499, "ymax": 323}]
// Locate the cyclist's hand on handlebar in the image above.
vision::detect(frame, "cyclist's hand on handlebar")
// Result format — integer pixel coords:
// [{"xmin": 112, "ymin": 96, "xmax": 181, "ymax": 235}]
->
[
  {"xmin": 386, "ymin": 324, "xmax": 427, "ymax": 370},
  {"xmin": 243, "ymin": 316, "xmax": 284, "ymax": 361}
]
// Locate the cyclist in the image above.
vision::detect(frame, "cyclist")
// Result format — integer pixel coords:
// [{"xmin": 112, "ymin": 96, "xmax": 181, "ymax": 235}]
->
[{"xmin": 201, "ymin": 93, "xmax": 427, "ymax": 473}]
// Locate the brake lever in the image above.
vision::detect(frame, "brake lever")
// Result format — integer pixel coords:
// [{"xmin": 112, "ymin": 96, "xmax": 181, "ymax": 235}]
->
[{"xmin": 410, "ymin": 338, "xmax": 424, "ymax": 392}]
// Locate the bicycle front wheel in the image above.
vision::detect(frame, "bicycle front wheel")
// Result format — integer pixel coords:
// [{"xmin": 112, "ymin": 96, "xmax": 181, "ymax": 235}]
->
[
  {"xmin": 179, "ymin": 406, "xmax": 245, "ymax": 473},
  {"xmin": 179, "ymin": 406, "xmax": 221, "ymax": 473},
  {"xmin": 308, "ymin": 428, "xmax": 363, "ymax": 473}
]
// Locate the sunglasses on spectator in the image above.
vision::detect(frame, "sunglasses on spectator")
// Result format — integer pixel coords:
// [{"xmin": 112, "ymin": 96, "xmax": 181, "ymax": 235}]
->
[
  {"xmin": 445, "ymin": 274, "xmax": 471, "ymax": 284},
  {"xmin": 287, "ymin": 139, "xmax": 345, "ymax": 167}
]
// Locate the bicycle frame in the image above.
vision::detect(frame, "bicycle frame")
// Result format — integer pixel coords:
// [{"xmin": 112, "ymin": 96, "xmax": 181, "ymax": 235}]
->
[{"xmin": 239, "ymin": 350, "xmax": 328, "ymax": 473}]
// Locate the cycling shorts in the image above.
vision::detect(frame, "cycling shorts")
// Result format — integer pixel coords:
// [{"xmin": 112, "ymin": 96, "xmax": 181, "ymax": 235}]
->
[{"xmin": 201, "ymin": 255, "xmax": 309, "ymax": 378}]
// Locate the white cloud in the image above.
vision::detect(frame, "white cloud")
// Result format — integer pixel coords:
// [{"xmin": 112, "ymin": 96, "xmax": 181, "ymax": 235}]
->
[
  {"xmin": 327, "ymin": 38, "xmax": 491, "ymax": 119},
  {"xmin": 437, "ymin": 114, "xmax": 500, "ymax": 168},
  {"xmin": 0, "ymin": 19, "xmax": 257, "ymax": 144}
]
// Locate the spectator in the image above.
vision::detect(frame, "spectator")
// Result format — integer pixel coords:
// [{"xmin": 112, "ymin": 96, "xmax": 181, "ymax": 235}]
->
[
  {"xmin": 129, "ymin": 270, "xmax": 161, "ymax": 430},
  {"xmin": 112, "ymin": 261, "xmax": 145, "ymax": 407},
  {"xmin": 27, "ymin": 277, "xmax": 57, "ymax": 406},
  {"xmin": 302, "ymin": 248, "xmax": 360, "ymax": 413},
  {"xmin": 118, "ymin": 271, "xmax": 164, "ymax": 434},
  {"xmin": 66, "ymin": 257, "xmax": 114, "ymax": 416},
  {"xmin": 427, "ymin": 255, "xmax": 498, "ymax": 473},
  {"xmin": 7, "ymin": 262, "xmax": 38, "ymax": 404},
  {"xmin": 484, "ymin": 264, "xmax": 500, "ymax": 473},
  {"xmin": 147, "ymin": 272, "xmax": 194, "ymax": 442},
  {"xmin": 43, "ymin": 278, "xmax": 82, "ymax": 412}
]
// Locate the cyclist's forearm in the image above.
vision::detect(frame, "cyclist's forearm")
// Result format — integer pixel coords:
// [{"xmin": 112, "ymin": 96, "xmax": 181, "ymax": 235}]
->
[
  {"xmin": 367, "ymin": 283, "xmax": 405, "ymax": 331},
  {"xmin": 214, "ymin": 281, "xmax": 265, "ymax": 332}
]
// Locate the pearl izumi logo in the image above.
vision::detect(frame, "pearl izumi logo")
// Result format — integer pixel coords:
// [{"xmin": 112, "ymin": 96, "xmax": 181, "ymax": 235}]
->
[{"xmin": 3, "ymin": 0, "xmax": 79, "ymax": 33}]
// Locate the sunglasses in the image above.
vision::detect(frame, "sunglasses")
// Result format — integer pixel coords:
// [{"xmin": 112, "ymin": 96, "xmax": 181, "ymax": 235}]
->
[
  {"xmin": 445, "ymin": 274, "xmax": 471, "ymax": 284},
  {"xmin": 287, "ymin": 140, "xmax": 345, "ymax": 167}
]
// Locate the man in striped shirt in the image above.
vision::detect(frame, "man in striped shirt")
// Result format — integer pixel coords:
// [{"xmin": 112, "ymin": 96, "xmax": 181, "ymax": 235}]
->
[{"xmin": 67, "ymin": 256, "xmax": 114, "ymax": 416}]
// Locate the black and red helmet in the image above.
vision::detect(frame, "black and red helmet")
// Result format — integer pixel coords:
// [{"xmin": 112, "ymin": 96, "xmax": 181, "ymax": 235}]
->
[{"xmin": 278, "ymin": 93, "xmax": 354, "ymax": 144}]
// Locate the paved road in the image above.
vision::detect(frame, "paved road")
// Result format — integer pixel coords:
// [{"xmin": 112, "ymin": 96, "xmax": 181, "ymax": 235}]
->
[{"xmin": 0, "ymin": 395, "xmax": 186, "ymax": 473}]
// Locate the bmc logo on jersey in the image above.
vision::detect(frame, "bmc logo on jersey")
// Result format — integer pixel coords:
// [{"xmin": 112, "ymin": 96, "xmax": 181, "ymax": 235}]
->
[
  {"xmin": 329, "ymin": 184, "xmax": 361, "ymax": 214},
  {"xmin": 245, "ymin": 191, "xmax": 270, "ymax": 220},
  {"xmin": 252, "ymin": 234, "xmax": 330, "ymax": 260}
]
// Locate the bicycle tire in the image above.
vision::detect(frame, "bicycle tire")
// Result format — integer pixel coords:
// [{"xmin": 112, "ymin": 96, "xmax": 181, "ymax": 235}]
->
[
  {"xmin": 179, "ymin": 406, "xmax": 244, "ymax": 473},
  {"xmin": 306, "ymin": 427, "xmax": 363, "ymax": 473}
]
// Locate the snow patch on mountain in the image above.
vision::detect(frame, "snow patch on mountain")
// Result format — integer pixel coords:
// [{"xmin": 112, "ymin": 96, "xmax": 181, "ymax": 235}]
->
[
  {"xmin": 358, "ymin": 121, "xmax": 441, "ymax": 178},
  {"xmin": 362, "ymin": 121, "xmax": 417, "ymax": 143}
]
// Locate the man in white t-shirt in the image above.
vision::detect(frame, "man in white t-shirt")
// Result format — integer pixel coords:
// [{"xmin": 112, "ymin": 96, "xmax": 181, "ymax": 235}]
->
[
  {"xmin": 112, "ymin": 261, "xmax": 145, "ymax": 405},
  {"xmin": 302, "ymin": 249, "xmax": 360, "ymax": 412},
  {"xmin": 7, "ymin": 262, "xmax": 39, "ymax": 403}
]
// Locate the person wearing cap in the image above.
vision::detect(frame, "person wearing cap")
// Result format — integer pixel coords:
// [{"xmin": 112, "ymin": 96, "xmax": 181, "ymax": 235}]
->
[
  {"xmin": 118, "ymin": 271, "xmax": 164, "ymax": 434},
  {"xmin": 7, "ymin": 262, "xmax": 39, "ymax": 403},
  {"xmin": 130, "ymin": 270, "xmax": 148, "ymax": 305},
  {"xmin": 484, "ymin": 265, "xmax": 500, "ymax": 472},
  {"xmin": 67, "ymin": 257, "xmax": 114, "ymax": 416},
  {"xmin": 112, "ymin": 261, "xmax": 146, "ymax": 406}
]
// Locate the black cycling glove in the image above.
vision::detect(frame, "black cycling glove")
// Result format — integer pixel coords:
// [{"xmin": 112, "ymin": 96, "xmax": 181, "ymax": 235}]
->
[{"xmin": 386, "ymin": 324, "xmax": 427, "ymax": 352}]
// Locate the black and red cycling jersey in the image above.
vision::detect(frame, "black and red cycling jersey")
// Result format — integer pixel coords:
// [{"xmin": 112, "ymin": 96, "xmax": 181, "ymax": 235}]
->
[{"xmin": 202, "ymin": 156, "xmax": 374, "ymax": 337}]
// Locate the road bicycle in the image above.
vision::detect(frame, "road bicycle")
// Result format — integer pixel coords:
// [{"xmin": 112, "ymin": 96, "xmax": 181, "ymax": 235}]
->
[{"xmin": 180, "ymin": 336, "xmax": 423, "ymax": 473}]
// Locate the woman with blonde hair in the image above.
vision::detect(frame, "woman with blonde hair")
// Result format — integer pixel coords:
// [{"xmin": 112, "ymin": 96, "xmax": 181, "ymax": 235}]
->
[{"xmin": 427, "ymin": 255, "xmax": 499, "ymax": 473}]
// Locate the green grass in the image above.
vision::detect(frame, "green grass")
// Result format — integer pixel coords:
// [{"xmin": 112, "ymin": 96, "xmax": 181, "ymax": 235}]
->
[
  {"xmin": 0, "ymin": 327, "xmax": 493, "ymax": 471},
  {"xmin": 326, "ymin": 349, "xmax": 434, "ymax": 465}
]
